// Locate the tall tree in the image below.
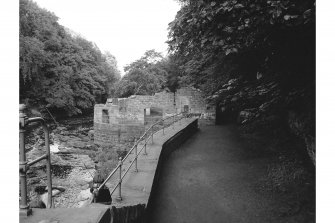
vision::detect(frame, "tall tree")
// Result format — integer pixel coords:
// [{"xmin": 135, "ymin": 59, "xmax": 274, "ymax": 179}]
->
[
  {"xmin": 168, "ymin": 0, "xmax": 315, "ymax": 164},
  {"xmin": 113, "ymin": 49, "xmax": 170, "ymax": 98},
  {"xmin": 168, "ymin": 0, "xmax": 315, "ymax": 88},
  {"xmin": 20, "ymin": 0, "xmax": 121, "ymax": 116}
]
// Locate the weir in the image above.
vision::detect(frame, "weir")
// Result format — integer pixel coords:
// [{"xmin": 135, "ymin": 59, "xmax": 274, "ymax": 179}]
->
[{"xmin": 19, "ymin": 104, "xmax": 199, "ymax": 223}]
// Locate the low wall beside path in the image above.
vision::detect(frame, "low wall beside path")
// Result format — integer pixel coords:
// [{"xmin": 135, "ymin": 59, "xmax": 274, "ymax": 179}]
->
[
  {"xmin": 106, "ymin": 117, "xmax": 199, "ymax": 223},
  {"xmin": 20, "ymin": 117, "xmax": 199, "ymax": 223}
]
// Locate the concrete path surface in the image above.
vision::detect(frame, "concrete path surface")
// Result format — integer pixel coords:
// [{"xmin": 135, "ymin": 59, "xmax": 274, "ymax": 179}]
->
[
  {"xmin": 146, "ymin": 124, "xmax": 307, "ymax": 223},
  {"xmin": 106, "ymin": 117, "xmax": 197, "ymax": 207}
]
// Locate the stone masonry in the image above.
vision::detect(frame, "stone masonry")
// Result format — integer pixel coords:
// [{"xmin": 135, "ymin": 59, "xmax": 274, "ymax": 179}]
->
[{"xmin": 94, "ymin": 87, "xmax": 215, "ymax": 145}]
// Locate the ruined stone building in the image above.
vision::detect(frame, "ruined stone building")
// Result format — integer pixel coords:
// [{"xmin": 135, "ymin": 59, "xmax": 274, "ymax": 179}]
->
[{"xmin": 94, "ymin": 87, "xmax": 215, "ymax": 145}]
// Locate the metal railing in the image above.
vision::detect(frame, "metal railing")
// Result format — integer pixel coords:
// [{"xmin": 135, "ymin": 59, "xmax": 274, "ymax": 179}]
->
[
  {"xmin": 19, "ymin": 104, "xmax": 53, "ymax": 216},
  {"xmin": 92, "ymin": 112, "xmax": 186, "ymax": 202}
]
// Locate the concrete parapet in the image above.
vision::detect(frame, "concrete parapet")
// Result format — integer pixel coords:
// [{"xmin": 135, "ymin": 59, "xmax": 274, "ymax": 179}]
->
[
  {"xmin": 20, "ymin": 118, "xmax": 198, "ymax": 223},
  {"xmin": 109, "ymin": 118, "xmax": 199, "ymax": 222},
  {"xmin": 20, "ymin": 206, "xmax": 111, "ymax": 223}
]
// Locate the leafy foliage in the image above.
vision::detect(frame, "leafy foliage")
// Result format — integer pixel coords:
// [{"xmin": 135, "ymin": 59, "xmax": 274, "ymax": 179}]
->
[
  {"xmin": 20, "ymin": 0, "xmax": 121, "ymax": 116},
  {"xmin": 113, "ymin": 50, "xmax": 181, "ymax": 98},
  {"xmin": 168, "ymin": 0, "xmax": 315, "ymax": 163},
  {"xmin": 168, "ymin": 0, "xmax": 315, "ymax": 92}
]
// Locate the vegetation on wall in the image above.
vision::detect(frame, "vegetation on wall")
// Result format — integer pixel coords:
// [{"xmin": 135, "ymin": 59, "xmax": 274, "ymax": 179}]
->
[{"xmin": 20, "ymin": 0, "xmax": 121, "ymax": 117}]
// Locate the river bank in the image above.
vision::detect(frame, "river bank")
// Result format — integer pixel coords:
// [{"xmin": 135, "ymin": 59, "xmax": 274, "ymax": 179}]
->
[{"xmin": 24, "ymin": 115, "xmax": 131, "ymax": 208}]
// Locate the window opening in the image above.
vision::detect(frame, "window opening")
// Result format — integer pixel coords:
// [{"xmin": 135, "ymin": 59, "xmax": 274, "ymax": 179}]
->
[{"xmin": 102, "ymin": 109, "xmax": 109, "ymax": 123}]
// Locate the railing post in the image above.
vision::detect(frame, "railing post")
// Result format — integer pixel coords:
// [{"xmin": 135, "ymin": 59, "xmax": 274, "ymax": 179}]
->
[
  {"xmin": 117, "ymin": 157, "xmax": 122, "ymax": 201},
  {"xmin": 162, "ymin": 120, "xmax": 165, "ymax": 135},
  {"xmin": 44, "ymin": 124, "xmax": 53, "ymax": 208},
  {"xmin": 173, "ymin": 115, "xmax": 175, "ymax": 129},
  {"xmin": 151, "ymin": 128, "xmax": 154, "ymax": 144},
  {"xmin": 135, "ymin": 143, "xmax": 138, "ymax": 172},
  {"xmin": 144, "ymin": 141, "xmax": 147, "ymax": 155},
  {"xmin": 19, "ymin": 104, "xmax": 32, "ymax": 217}
]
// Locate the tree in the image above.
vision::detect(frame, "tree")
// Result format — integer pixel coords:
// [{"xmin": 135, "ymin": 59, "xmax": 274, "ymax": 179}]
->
[
  {"xmin": 168, "ymin": 0, "xmax": 315, "ymax": 90},
  {"xmin": 113, "ymin": 69, "xmax": 160, "ymax": 98},
  {"xmin": 167, "ymin": 0, "xmax": 315, "ymax": 164},
  {"xmin": 113, "ymin": 50, "xmax": 170, "ymax": 98},
  {"xmin": 20, "ymin": 0, "xmax": 121, "ymax": 116}
]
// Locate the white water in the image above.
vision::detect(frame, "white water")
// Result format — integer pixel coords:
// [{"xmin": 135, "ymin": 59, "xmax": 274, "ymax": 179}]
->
[{"xmin": 50, "ymin": 143, "xmax": 60, "ymax": 153}]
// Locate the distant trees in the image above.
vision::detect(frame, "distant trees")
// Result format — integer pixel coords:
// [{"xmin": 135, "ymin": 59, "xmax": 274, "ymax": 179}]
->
[
  {"xmin": 20, "ymin": 0, "xmax": 120, "ymax": 116},
  {"xmin": 113, "ymin": 50, "xmax": 181, "ymax": 98}
]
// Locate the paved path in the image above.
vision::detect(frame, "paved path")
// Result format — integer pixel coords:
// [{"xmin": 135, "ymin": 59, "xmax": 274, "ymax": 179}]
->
[
  {"xmin": 146, "ymin": 124, "xmax": 305, "ymax": 223},
  {"xmin": 107, "ymin": 117, "xmax": 197, "ymax": 207}
]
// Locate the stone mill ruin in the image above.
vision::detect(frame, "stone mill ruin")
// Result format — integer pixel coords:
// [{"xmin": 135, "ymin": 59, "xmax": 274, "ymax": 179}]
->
[
  {"xmin": 19, "ymin": 87, "xmax": 215, "ymax": 222},
  {"xmin": 93, "ymin": 87, "xmax": 215, "ymax": 145}
]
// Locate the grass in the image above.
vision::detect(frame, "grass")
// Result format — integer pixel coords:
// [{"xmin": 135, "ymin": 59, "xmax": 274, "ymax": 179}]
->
[{"xmin": 88, "ymin": 142, "xmax": 134, "ymax": 179}]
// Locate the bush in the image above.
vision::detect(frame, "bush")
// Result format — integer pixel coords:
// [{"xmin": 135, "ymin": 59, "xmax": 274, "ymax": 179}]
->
[{"xmin": 266, "ymin": 157, "xmax": 311, "ymax": 193}]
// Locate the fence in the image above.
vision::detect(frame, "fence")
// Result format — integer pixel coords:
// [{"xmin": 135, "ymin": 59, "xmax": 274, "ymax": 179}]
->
[
  {"xmin": 19, "ymin": 104, "xmax": 53, "ymax": 216},
  {"xmin": 18, "ymin": 104, "xmax": 191, "ymax": 213},
  {"xmin": 91, "ymin": 112, "xmax": 186, "ymax": 202}
]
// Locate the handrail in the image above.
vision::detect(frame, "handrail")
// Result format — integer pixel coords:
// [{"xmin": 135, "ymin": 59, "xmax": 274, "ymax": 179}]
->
[
  {"xmin": 93, "ymin": 112, "xmax": 187, "ymax": 202},
  {"xmin": 19, "ymin": 105, "xmax": 53, "ymax": 216}
]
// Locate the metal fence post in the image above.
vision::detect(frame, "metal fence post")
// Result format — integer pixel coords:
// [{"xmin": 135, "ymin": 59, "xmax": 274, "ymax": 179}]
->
[
  {"xmin": 151, "ymin": 128, "xmax": 154, "ymax": 144},
  {"xmin": 42, "ymin": 123, "xmax": 53, "ymax": 208},
  {"xmin": 135, "ymin": 143, "xmax": 138, "ymax": 172},
  {"xmin": 162, "ymin": 121, "xmax": 165, "ymax": 135},
  {"xmin": 173, "ymin": 115, "xmax": 175, "ymax": 129},
  {"xmin": 117, "ymin": 157, "xmax": 122, "ymax": 201},
  {"xmin": 144, "ymin": 142, "xmax": 147, "ymax": 155},
  {"xmin": 19, "ymin": 104, "xmax": 32, "ymax": 217}
]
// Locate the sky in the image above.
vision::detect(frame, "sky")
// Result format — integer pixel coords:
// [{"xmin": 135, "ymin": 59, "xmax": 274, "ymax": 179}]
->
[{"xmin": 33, "ymin": 0, "xmax": 181, "ymax": 75}]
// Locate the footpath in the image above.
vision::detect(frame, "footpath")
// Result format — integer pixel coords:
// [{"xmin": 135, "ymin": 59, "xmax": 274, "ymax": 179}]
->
[
  {"xmin": 105, "ymin": 117, "xmax": 197, "ymax": 207},
  {"xmin": 20, "ymin": 117, "xmax": 197, "ymax": 223},
  {"xmin": 147, "ymin": 124, "xmax": 314, "ymax": 223}
]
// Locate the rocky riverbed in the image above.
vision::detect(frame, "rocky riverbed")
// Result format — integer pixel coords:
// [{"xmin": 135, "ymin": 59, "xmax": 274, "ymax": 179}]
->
[{"xmin": 25, "ymin": 116, "xmax": 131, "ymax": 208}]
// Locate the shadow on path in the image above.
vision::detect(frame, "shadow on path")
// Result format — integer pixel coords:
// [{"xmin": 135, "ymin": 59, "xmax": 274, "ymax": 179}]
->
[{"xmin": 146, "ymin": 124, "xmax": 312, "ymax": 223}]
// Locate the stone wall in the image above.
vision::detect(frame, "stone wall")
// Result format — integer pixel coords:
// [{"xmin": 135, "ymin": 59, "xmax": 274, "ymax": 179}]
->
[
  {"xmin": 144, "ymin": 107, "xmax": 163, "ymax": 126},
  {"xmin": 94, "ymin": 123, "xmax": 145, "ymax": 146},
  {"xmin": 176, "ymin": 87, "xmax": 208, "ymax": 113},
  {"xmin": 94, "ymin": 87, "xmax": 215, "ymax": 146},
  {"xmin": 111, "ymin": 204, "xmax": 146, "ymax": 223},
  {"xmin": 94, "ymin": 104, "xmax": 145, "ymax": 145}
]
